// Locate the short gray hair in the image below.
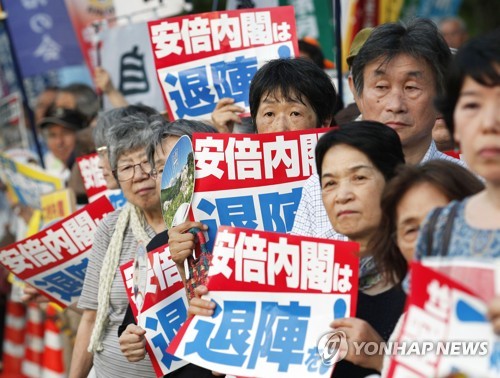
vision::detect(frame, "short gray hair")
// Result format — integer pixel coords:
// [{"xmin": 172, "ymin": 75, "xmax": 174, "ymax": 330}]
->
[
  {"xmin": 93, "ymin": 105, "xmax": 158, "ymax": 148},
  {"xmin": 351, "ymin": 18, "xmax": 451, "ymax": 98},
  {"xmin": 108, "ymin": 111, "xmax": 166, "ymax": 171},
  {"xmin": 146, "ymin": 119, "xmax": 218, "ymax": 168}
]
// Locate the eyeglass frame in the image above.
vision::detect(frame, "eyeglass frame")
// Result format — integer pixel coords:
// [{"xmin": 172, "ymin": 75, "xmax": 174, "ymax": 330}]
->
[
  {"xmin": 96, "ymin": 146, "xmax": 108, "ymax": 158},
  {"xmin": 112, "ymin": 160, "xmax": 154, "ymax": 182}
]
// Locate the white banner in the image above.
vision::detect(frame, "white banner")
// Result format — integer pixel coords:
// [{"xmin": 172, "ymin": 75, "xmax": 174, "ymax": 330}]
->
[
  {"xmin": 113, "ymin": 0, "xmax": 187, "ymax": 23},
  {"xmin": 100, "ymin": 22, "xmax": 166, "ymax": 112}
]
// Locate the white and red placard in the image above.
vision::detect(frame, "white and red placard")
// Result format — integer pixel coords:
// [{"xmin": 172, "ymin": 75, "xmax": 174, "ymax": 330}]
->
[
  {"xmin": 0, "ymin": 196, "xmax": 114, "ymax": 307},
  {"xmin": 76, "ymin": 152, "xmax": 107, "ymax": 202},
  {"xmin": 422, "ymin": 257, "xmax": 500, "ymax": 303},
  {"xmin": 191, "ymin": 128, "xmax": 327, "ymax": 250},
  {"xmin": 76, "ymin": 152, "xmax": 127, "ymax": 209},
  {"xmin": 120, "ymin": 243, "xmax": 189, "ymax": 377},
  {"xmin": 148, "ymin": 6, "xmax": 299, "ymax": 121},
  {"xmin": 168, "ymin": 226, "xmax": 360, "ymax": 377},
  {"xmin": 387, "ymin": 262, "xmax": 500, "ymax": 378}
]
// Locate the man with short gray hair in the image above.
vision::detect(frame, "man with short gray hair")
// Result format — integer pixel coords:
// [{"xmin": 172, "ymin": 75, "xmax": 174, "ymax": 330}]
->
[{"xmin": 292, "ymin": 18, "xmax": 464, "ymax": 238}]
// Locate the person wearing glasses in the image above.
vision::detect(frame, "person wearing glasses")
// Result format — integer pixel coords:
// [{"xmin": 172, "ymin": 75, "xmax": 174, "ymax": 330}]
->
[
  {"xmin": 92, "ymin": 105, "xmax": 158, "ymax": 191},
  {"xmin": 374, "ymin": 160, "xmax": 483, "ymax": 266},
  {"xmin": 118, "ymin": 119, "xmax": 220, "ymax": 378},
  {"xmin": 70, "ymin": 108, "xmax": 165, "ymax": 378}
]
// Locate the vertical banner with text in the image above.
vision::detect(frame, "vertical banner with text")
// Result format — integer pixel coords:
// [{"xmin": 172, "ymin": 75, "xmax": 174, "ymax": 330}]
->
[
  {"xmin": 100, "ymin": 22, "xmax": 166, "ymax": 112},
  {"xmin": 3, "ymin": 0, "xmax": 83, "ymax": 78},
  {"xmin": 63, "ymin": 0, "xmax": 115, "ymax": 70}
]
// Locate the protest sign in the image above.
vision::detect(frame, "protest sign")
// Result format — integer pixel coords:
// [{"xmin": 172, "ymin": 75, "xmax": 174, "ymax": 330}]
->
[
  {"xmin": 2, "ymin": 0, "xmax": 83, "ymax": 78},
  {"xmin": 387, "ymin": 262, "xmax": 500, "ymax": 378},
  {"xmin": 76, "ymin": 152, "xmax": 107, "ymax": 201},
  {"xmin": 63, "ymin": 0, "xmax": 115, "ymax": 70},
  {"xmin": 192, "ymin": 128, "xmax": 327, "ymax": 249},
  {"xmin": 0, "ymin": 153, "xmax": 64, "ymax": 209},
  {"xmin": 76, "ymin": 152, "xmax": 126, "ymax": 208},
  {"xmin": 40, "ymin": 189, "xmax": 76, "ymax": 224},
  {"xmin": 422, "ymin": 257, "xmax": 500, "ymax": 303},
  {"xmin": 148, "ymin": 6, "xmax": 299, "ymax": 121},
  {"xmin": 0, "ymin": 196, "xmax": 114, "ymax": 307},
  {"xmin": 0, "ymin": 92, "xmax": 29, "ymax": 151},
  {"xmin": 168, "ymin": 226, "xmax": 360, "ymax": 377},
  {"xmin": 120, "ymin": 243, "xmax": 188, "ymax": 377},
  {"xmin": 99, "ymin": 22, "xmax": 166, "ymax": 112},
  {"xmin": 106, "ymin": 188, "xmax": 127, "ymax": 209}
]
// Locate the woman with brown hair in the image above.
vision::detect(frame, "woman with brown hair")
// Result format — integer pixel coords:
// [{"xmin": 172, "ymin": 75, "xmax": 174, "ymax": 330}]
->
[{"xmin": 371, "ymin": 159, "xmax": 484, "ymax": 274}]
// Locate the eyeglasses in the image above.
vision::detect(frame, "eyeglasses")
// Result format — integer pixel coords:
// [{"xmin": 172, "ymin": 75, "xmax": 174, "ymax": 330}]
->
[
  {"xmin": 96, "ymin": 146, "xmax": 108, "ymax": 158},
  {"xmin": 149, "ymin": 168, "xmax": 160, "ymax": 180},
  {"xmin": 113, "ymin": 161, "xmax": 153, "ymax": 182}
]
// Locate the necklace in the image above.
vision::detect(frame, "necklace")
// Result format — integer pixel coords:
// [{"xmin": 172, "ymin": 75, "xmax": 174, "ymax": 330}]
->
[{"xmin": 359, "ymin": 256, "xmax": 382, "ymax": 290}]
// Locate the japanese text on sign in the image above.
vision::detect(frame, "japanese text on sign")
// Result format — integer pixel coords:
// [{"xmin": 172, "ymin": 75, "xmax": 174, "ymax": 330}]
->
[
  {"xmin": 164, "ymin": 54, "xmax": 258, "ymax": 119},
  {"xmin": 78, "ymin": 153, "xmax": 106, "ymax": 191},
  {"xmin": 210, "ymin": 229, "xmax": 354, "ymax": 293},
  {"xmin": 122, "ymin": 246, "xmax": 183, "ymax": 301},
  {"xmin": 120, "ymin": 244, "xmax": 189, "ymax": 376},
  {"xmin": 167, "ymin": 226, "xmax": 359, "ymax": 377},
  {"xmin": 0, "ymin": 211, "xmax": 98, "ymax": 275},
  {"xmin": 195, "ymin": 133, "xmax": 323, "ymax": 181},
  {"xmin": 187, "ymin": 299, "xmax": 311, "ymax": 371},
  {"xmin": 34, "ymin": 257, "xmax": 88, "ymax": 303},
  {"xmin": 151, "ymin": 11, "xmax": 292, "ymax": 58}
]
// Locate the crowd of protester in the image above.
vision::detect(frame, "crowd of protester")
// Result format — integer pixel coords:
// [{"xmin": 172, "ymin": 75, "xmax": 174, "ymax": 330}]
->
[{"xmin": 0, "ymin": 12, "xmax": 498, "ymax": 378}]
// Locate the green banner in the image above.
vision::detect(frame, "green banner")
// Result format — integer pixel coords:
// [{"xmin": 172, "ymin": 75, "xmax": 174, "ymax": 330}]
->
[{"xmin": 279, "ymin": 0, "xmax": 335, "ymax": 61}]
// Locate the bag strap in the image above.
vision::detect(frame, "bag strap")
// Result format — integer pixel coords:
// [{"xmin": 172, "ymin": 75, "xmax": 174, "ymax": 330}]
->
[
  {"xmin": 425, "ymin": 207, "xmax": 443, "ymax": 257},
  {"xmin": 440, "ymin": 201, "xmax": 460, "ymax": 257},
  {"xmin": 425, "ymin": 202, "xmax": 460, "ymax": 257}
]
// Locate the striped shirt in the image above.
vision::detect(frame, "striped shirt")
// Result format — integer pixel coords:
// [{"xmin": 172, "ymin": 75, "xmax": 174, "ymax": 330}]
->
[
  {"xmin": 79, "ymin": 209, "xmax": 157, "ymax": 378},
  {"xmin": 291, "ymin": 141, "xmax": 465, "ymax": 238}
]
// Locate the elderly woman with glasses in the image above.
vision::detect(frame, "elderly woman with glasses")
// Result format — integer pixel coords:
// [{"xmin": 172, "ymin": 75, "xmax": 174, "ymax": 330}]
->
[
  {"xmin": 70, "ymin": 107, "xmax": 165, "ymax": 378},
  {"xmin": 117, "ymin": 119, "xmax": 219, "ymax": 378},
  {"xmin": 92, "ymin": 105, "xmax": 158, "ymax": 191}
]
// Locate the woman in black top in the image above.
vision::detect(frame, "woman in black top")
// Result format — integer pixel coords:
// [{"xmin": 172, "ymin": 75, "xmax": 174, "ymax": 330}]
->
[
  {"xmin": 189, "ymin": 121, "xmax": 407, "ymax": 377},
  {"xmin": 315, "ymin": 122, "xmax": 407, "ymax": 377}
]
